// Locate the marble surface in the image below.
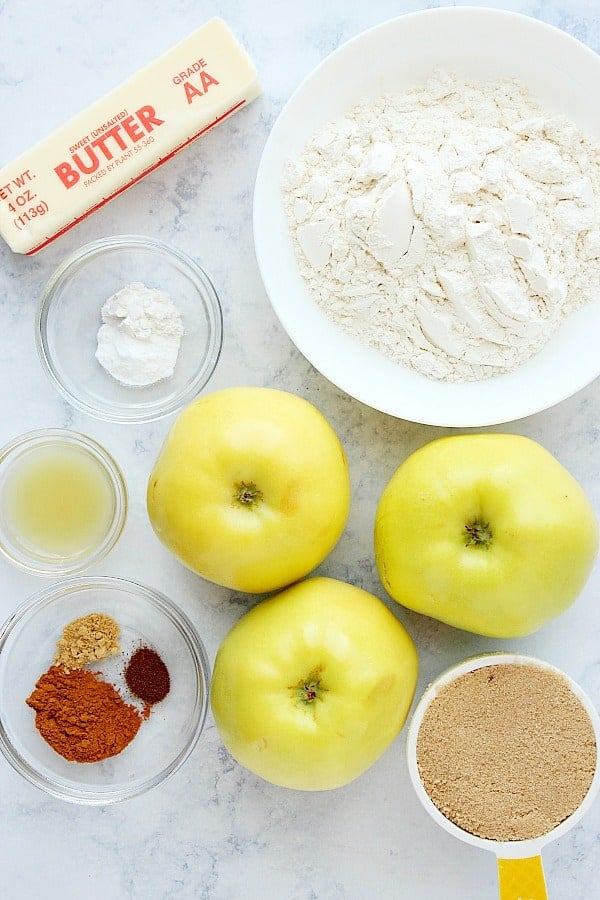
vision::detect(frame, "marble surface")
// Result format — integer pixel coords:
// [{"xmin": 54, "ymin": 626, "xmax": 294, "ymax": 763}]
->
[{"xmin": 0, "ymin": 1, "xmax": 599, "ymax": 897}]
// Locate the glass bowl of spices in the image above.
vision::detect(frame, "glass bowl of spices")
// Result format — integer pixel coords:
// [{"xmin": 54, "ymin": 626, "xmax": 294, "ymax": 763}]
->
[
  {"xmin": 407, "ymin": 652, "xmax": 600, "ymax": 899},
  {"xmin": 36, "ymin": 235, "xmax": 223, "ymax": 424},
  {"xmin": 0, "ymin": 576, "xmax": 210, "ymax": 803},
  {"xmin": 0, "ymin": 428, "xmax": 127, "ymax": 575}
]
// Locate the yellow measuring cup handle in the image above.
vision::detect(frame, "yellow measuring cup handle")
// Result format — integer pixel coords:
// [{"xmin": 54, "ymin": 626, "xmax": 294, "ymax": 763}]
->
[{"xmin": 497, "ymin": 855, "xmax": 547, "ymax": 900}]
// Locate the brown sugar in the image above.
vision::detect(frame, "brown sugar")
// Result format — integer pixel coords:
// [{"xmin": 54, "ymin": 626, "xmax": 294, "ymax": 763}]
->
[{"xmin": 416, "ymin": 662, "xmax": 597, "ymax": 842}]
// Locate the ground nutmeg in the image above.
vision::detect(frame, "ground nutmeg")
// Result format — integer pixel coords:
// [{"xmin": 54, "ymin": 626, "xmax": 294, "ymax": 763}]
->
[
  {"xmin": 125, "ymin": 646, "xmax": 170, "ymax": 705},
  {"xmin": 53, "ymin": 612, "xmax": 120, "ymax": 670}
]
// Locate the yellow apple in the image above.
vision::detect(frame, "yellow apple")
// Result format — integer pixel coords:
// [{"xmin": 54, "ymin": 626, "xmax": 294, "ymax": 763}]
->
[
  {"xmin": 147, "ymin": 387, "xmax": 351, "ymax": 593},
  {"xmin": 374, "ymin": 434, "xmax": 598, "ymax": 638},
  {"xmin": 210, "ymin": 576, "xmax": 419, "ymax": 790}
]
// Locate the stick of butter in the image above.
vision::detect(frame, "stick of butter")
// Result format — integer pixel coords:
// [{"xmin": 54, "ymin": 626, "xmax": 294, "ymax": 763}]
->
[{"xmin": 0, "ymin": 18, "xmax": 260, "ymax": 255}]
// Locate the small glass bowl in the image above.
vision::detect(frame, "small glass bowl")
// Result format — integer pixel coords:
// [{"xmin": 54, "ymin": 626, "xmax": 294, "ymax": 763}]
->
[
  {"xmin": 0, "ymin": 576, "xmax": 211, "ymax": 804},
  {"xmin": 0, "ymin": 428, "xmax": 127, "ymax": 576},
  {"xmin": 36, "ymin": 235, "xmax": 223, "ymax": 424}
]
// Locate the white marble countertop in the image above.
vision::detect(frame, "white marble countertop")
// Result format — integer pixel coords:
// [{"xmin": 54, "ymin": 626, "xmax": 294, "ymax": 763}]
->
[{"xmin": 0, "ymin": 1, "xmax": 599, "ymax": 898}]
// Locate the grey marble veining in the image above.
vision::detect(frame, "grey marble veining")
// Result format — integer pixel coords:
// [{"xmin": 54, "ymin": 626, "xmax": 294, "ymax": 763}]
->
[{"xmin": 0, "ymin": 1, "xmax": 598, "ymax": 898}]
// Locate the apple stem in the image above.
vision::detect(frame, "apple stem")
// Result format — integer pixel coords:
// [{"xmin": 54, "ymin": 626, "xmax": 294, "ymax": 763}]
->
[
  {"xmin": 234, "ymin": 481, "xmax": 263, "ymax": 507},
  {"xmin": 302, "ymin": 681, "xmax": 319, "ymax": 702},
  {"xmin": 293, "ymin": 668, "xmax": 326, "ymax": 705},
  {"xmin": 464, "ymin": 518, "xmax": 493, "ymax": 548}
]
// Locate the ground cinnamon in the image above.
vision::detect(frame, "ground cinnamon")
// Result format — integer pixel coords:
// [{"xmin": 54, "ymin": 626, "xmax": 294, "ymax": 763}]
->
[{"xmin": 26, "ymin": 666, "xmax": 142, "ymax": 762}]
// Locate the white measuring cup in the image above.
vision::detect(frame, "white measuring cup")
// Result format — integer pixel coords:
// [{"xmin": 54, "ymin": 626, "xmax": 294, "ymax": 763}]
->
[{"xmin": 406, "ymin": 653, "xmax": 600, "ymax": 900}]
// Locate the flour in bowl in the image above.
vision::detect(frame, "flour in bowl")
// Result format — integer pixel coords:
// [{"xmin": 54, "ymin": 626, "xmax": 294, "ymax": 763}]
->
[{"xmin": 282, "ymin": 69, "xmax": 600, "ymax": 381}]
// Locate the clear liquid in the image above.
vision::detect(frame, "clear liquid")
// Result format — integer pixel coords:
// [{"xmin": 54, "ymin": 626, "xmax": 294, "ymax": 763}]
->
[{"xmin": 4, "ymin": 444, "xmax": 115, "ymax": 559}]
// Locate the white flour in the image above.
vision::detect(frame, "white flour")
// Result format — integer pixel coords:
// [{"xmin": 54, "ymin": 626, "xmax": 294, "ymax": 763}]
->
[
  {"xmin": 282, "ymin": 69, "xmax": 600, "ymax": 381},
  {"xmin": 95, "ymin": 282, "xmax": 184, "ymax": 386}
]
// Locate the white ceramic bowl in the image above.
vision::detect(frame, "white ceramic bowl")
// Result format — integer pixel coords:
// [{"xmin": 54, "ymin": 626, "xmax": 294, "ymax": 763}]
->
[{"xmin": 253, "ymin": 8, "xmax": 600, "ymax": 426}]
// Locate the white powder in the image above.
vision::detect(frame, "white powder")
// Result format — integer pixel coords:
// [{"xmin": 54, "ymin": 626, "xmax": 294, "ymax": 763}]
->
[
  {"xmin": 282, "ymin": 69, "xmax": 600, "ymax": 381},
  {"xmin": 95, "ymin": 282, "xmax": 184, "ymax": 386}
]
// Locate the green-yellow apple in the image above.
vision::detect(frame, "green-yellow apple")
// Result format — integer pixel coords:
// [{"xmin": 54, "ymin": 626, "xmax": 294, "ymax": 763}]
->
[
  {"xmin": 147, "ymin": 387, "xmax": 351, "ymax": 593},
  {"xmin": 374, "ymin": 434, "xmax": 598, "ymax": 638},
  {"xmin": 210, "ymin": 576, "xmax": 419, "ymax": 790}
]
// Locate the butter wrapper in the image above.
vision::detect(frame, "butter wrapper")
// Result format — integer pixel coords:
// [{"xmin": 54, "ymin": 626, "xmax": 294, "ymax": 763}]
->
[{"xmin": 0, "ymin": 18, "xmax": 260, "ymax": 254}]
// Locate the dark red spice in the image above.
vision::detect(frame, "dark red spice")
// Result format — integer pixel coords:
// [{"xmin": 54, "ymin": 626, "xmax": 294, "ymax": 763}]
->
[{"xmin": 124, "ymin": 646, "xmax": 170, "ymax": 705}]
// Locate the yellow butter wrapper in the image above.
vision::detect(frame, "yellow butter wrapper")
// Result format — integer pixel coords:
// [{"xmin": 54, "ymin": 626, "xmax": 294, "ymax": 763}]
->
[{"xmin": 0, "ymin": 18, "xmax": 260, "ymax": 254}]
